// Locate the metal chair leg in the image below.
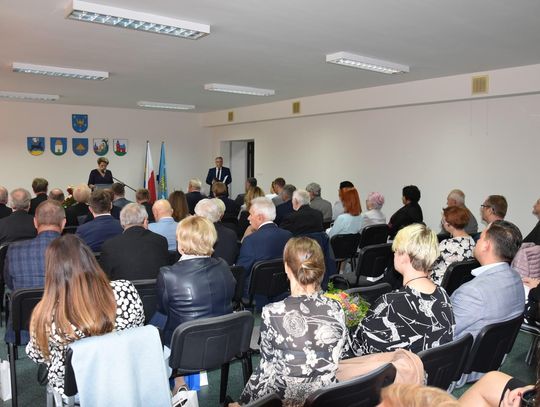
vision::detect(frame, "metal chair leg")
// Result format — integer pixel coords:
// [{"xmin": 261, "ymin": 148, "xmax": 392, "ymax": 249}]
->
[
  {"xmin": 8, "ymin": 343, "xmax": 17, "ymax": 407},
  {"xmin": 526, "ymin": 335, "xmax": 539, "ymax": 366},
  {"xmin": 220, "ymin": 362, "xmax": 230, "ymax": 403}
]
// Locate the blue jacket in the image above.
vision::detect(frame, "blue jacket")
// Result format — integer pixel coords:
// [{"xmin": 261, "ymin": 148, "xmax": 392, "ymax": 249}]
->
[{"xmin": 76, "ymin": 215, "xmax": 123, "ymax": 252}]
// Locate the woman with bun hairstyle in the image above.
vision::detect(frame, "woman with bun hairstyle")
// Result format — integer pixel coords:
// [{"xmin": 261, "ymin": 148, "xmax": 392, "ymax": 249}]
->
[
  {"xmin": 360, "ymin": 192, "xmax": 386, "ymax": 232},
  {"xmin": 235, "ymin": 237, "xmax": 347, "ymax": 406}
]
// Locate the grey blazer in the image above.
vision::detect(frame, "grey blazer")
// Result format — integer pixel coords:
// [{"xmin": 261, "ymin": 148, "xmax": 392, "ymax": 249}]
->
[{"xmin": 451, "ymin": 262, "xmax": 525, "ymax": 339}]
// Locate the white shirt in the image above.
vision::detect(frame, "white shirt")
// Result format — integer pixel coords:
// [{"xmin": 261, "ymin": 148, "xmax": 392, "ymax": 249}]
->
[{"xmin": 471, "ymin": 261, "xmax": 506, "ymax": 277}]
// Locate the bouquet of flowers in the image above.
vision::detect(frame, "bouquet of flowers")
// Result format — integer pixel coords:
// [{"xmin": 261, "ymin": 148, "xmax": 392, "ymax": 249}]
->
[{"xmin": 325, "ymin": 282, "xmax": 370, "ymax": 328}]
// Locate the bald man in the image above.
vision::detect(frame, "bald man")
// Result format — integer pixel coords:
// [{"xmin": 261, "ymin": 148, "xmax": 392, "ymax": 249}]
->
[{"xmin": 149, "ymin": 199, "xmax": 178, "ymax": 251}]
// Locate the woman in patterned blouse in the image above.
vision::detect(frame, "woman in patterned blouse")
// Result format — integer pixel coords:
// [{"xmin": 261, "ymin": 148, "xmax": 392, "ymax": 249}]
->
[
  {"xmin": 430, "ymin": 206, "xmax": 476, "ymax": 285},
  {"xmin": 26, "ymin": 235, "xmax": 145, "ymax": 395},
  {"xmin": 234, "ymin": 237, "xmax": 347, "ymax": 407},
  {"xmin": 351, "ymin": 224, "xmax": 455, "ymax": 356}
]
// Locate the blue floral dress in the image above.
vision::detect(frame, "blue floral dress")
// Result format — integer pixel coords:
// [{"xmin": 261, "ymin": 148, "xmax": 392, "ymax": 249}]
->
[{"xmin": 239, "ymin": 292, "xmax": 346, "ymax": 406}]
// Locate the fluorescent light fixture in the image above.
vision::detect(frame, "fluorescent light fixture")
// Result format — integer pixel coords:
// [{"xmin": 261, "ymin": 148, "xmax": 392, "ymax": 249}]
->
[
  {"xmin": 66, "ymin": 0, "xmax": 210, "ymax": 40},
  {"xmin": 12, "ymin": 62, "xmax": 109, "ymax": 80},
  {"xmin": 137, "ymin": 101, "xmax": 195, "ymax": 110},
  {"xmin": 326, "ymin": 52, "xmax": 409, "ymax": 74},
  {"xmin": 204, "ymin": 83, "xmax": 275, "ymax": 96},
  {"xmin": 0, "ymin": 91, "xmax": 60, "ymax": 101}
]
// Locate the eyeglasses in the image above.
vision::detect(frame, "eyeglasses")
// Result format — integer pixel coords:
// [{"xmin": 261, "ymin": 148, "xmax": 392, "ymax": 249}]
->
[{"xmin": 480, "ymin": 204, "xmax": 492, "ymax": 209}]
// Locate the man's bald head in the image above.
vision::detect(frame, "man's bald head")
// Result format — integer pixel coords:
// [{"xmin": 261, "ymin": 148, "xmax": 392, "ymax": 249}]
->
[{"xmin": 152, "ymin": 199, "xmax": 173, "ymax": 221}]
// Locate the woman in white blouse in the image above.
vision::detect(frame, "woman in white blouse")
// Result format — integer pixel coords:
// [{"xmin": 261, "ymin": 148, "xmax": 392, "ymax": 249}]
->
[
  {"xmin": 360, "ymin": 192, "xmax": 386, "ymax": 232},
  {"xmin": 327, "ymin": 187, "xmax": 363, "ymax": 237}
]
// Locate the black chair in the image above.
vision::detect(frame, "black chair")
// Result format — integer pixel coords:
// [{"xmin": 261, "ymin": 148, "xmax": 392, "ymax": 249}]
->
[
  {"xmin": 168, "ymin": 250, "xmax": 180, "ymax": 265},
  {"xmin": 61, "ymin": 226, "xmax": 78, "ymax": 235},
  {"xmin": 230, "ymin": 266, "xmax": 246, "ymax": 311},
  {"xmin": 131, "ymin": 279, "xmax": 158, "ymax": 323},
  {"xmin": 245, "ymin": 259, "xmax": 289, "ymax": 309},
  {"xmin": 440, "ymin": 259, "xmax": 479, "ymax": 296},
  {"xmin": 418, "ymin": 333, "xmax": 473, "ymax": 390},
  {"xmin": 345, "ymin": 282, "xmax": 392, "ymax": 304},
  {"xmin": 169, "ymin": 311, "xmax": 254, "ymax": 403},
  {"xmin": 8, "ymin": 288, "xmax": 44, "ymax": 407},
  {"xmin": 520, "ymin": 322, "xmax": 540, "ymax": 366},
  {"xmin": 463, "ymin": 314, "xmax": 524, "ymax": 377},
  {"xmin": 358, "ymin": 224, "xmax": 389, "ymax": 249},
  {"xmin": 244, "ymin": 393, "xmax": 282, "ymax": 407},
  {"xmin": 304, "ymin": 363, "xmax": 396, "ymax": 407},
  {"xmin": 0, "ymin": 243, "xmax": 10, "ymax": 315},
  {"xmin": 330, "ymin": 233, "xmax": 361, "ymax": 270},
  {"xmin": 331, "ymin": 243, "xmax": 393, "ymax": 288},
  {"xmin": 437, "ymin": 233, "xmax": 451, "ymax": 243}
]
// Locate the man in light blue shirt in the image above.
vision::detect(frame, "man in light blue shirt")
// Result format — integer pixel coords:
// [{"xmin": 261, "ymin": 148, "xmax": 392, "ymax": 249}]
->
[{"xmin": 148, "ymin": 199, "xmax": 178, "ymax": 251}]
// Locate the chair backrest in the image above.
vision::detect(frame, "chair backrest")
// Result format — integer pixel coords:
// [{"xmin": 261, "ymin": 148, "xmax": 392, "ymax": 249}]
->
[
  {"xmin": 244, "ymin": 393, "xmax": 282, "ymax": 407},
  {"xmin": 359, "ymin": 224, "xmax": 389, "ymax": 248},
  {"xmin": 345, "ymin": 283, "xmax": 392, "ymax": 304},
  {"xmin": 355, "ymin": 243, "xmax": 393, "ymax": 284},
  {"xmin": 418, "ymin": 333, "xmax": 473, "ymax": 390},
  {"xmin": 440, "ymin": 259, "xmax": 479, "ymax": 296},
  {"xmin": 330, "ymin": 233, "xmax": 361, "ymax": 260},
  {"xmin": 169, "ymin": 310, "xmax": 254, "ymax": 375},
  {"xmin": 168, "ymin": 250, "xmax": 181, "ymax": 265},
  {"xmin": 11, "ymin": 288, "xmax": 44, "ymax": 345},
  {"xmin": 0, "ymin": 244, "xmax": 9, "ymax": 285},
  {"xmin": 437, "ymin": 233, "xmax": 451, "ymax": 243},
  {"xmin": 464, "ymin": 314, "xmax": 524, "ymax": 374},
  {"xmin": 131, "ymin": 279, "xmax": 157, "ymax": 323},
  {"xmin": 249, "ymin": 259, "xmax": 289, "ymax": 299},
  {"xmin": 304, "ymin": 363, "xmax": 396, "ymax": 407}
]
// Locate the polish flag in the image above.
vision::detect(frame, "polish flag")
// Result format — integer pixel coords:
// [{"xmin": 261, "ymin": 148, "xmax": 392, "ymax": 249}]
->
[{"xmin": 144, "ymin": 141, "xmax": 157, "ymax": 203}]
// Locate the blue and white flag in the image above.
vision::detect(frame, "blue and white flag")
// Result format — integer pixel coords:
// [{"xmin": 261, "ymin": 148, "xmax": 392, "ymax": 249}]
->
[{"xmin": 157, "ymin": 142, "xmax": 168, "ymax": 199}]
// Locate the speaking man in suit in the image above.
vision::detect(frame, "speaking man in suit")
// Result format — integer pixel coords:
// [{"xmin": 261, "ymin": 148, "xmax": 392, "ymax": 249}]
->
[
  {"xmin": 100, "ymin": 203, "xmax": 169, "ymax": 281},
  {"xmin": 205, "ymin": 156, "xmax": 232, "ymax": 196}
]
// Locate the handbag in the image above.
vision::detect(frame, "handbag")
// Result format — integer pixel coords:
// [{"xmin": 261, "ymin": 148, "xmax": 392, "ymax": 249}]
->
[{"xmin": 172, "ymin": 389, "xmax": 199, "ymax": 407}]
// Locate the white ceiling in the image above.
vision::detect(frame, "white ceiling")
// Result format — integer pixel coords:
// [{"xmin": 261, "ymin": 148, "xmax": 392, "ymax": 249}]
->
[{"xmin": 2, "ymin": 0, "xmax": 540, "ymax": 112}]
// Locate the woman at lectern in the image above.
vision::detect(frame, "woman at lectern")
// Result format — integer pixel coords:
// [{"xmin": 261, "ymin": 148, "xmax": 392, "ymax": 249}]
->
[{"xmin": 88, "ymin": 157, "xmax": 113, "ymax": 189}]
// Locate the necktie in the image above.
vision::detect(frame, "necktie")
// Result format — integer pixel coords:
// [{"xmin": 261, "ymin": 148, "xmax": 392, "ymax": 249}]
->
[{"xmin": 217, "ymin": 168, "xmax": 221, "ymax": 180}]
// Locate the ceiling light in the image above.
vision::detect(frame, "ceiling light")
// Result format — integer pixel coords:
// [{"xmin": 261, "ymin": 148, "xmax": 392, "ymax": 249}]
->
[
  {"xmin": 137, "ymin": 101, "xmax": 195, "ymax": 110},
  {"xmin": 12, "ymin": 62, "xmax": 109, "ymax": 80},
  {"xmin": 66, "ymin": 0, "xmax": 210, "ymax": 40},
  {"xmin": 326, "ymin": 52, "xmax": 409, "ymax": 74},
  {"xmin": 0, "ymin": 91, "xmax": 60, "ymax": 101},
  {"xmin": 204, "ymin": 83, "xmax": 275, "ymax": 96}
]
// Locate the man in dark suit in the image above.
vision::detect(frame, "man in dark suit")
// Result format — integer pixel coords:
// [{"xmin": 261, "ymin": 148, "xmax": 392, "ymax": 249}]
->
[
  {"xmin": 100, "ymin": 203, "xmax": 169, "ymax": 281},
  {"xmin": 0, "ymin": 186, "xmax": 12, "ymax": 219},
  {"xmin": 205, "ymin": 156, "xmax": 232, "ymax": 196},
  {"xmin": 280, "ymin": 189, "xmax": 324, "ymax": 236},
  {"xmin": 212, "ymin": 182, "xmax": 240, "ymax": 225},
  {"xmin": 65, "ymin": 184, "xmax": 91, "ymax": 227},
  {"xmin": 275, "ymin": 184, "xmax": 296, "ymax": 226},
  {"xmin": 28, "ymin": 177, "xmax": 48, "ymax": 216},
  {"xmin": 0, "ymin": 188, "xmax": 36, "ymax": 246},
  {"xmin": 186, "ymin": 179, "xmax": 207, "ymax": 214},
  {"xmin": 76, "ymin": 189, "xmax": 123, "ymax": 252},
  {"xmin": 111, "ymin": 182, "xmax": 132, "ymax": 209},
  {"xmin": 195, "ymin": 198, "xmax": 239, "ymax": 265},
  {"xmin": 237, "ymin": 197, "xmax": 292, "ymax": 297},
  {"xmin": 136, "ymin": 188, "xmax": 155, "ymax": 223}
]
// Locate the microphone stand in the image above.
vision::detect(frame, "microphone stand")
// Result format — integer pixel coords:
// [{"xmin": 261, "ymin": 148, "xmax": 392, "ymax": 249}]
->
[{"xmin": 112, "ymin": 176, "xmax": 137, "ymax": 192}]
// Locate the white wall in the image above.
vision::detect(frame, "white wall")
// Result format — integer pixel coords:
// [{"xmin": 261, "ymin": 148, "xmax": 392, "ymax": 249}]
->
[
  {"xmin": 0, "ymin": 101, "xmax": 212, "ymax": 201},
  {"xmin": 207, "ymin": 94, "xmax": 540, "ymax": 236}
]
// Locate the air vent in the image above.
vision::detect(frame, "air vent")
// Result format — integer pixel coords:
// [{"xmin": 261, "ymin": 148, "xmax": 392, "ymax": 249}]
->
[
  {"xmin": 227, "ymin": 111, "xmax": 234, "ymax": 122},
  {"xmin": 292, "ymin": 101, "xmax": 301, "ymax": 114},
  {"xmin": 472, "ymin": 75, "xmax": 489, "ymax": 95}
]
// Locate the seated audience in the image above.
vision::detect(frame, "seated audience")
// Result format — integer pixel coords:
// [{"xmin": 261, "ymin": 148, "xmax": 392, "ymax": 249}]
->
[
  {"xmin": 388, "ymin": 185, "xmax": 423, "ymax": 239},
  {"xmin": 185, "ymin": 179, "xmax": 206, "ymax": 215},
  {"xmin": 524, "ymin": 197, "xmax": 540, "ymax": 245},
  {"xmin": 26, "ymin": 234, "xmax": 145, "ymax": 396},
  {"xmin": 350, "ymin": 224, "xmax": 454, "ymax": 355},
  {"xmin": 0, "ymin": 188, "xmax": 36, "ymax": 246},
  {"xmin": 280, "ymin": 189, "xmax": 324, "ymax": 236},
  {"xmin": 47, "ymin": 188, "xmax": 65, "ymax": 203},
  {"xmin": 65, "ymin": 184, "xmax": 91, "ymax": 227},
  {"xmin": 135, "ymin": 188, "xmax": 155, "ymax": 222},
  {"xmin": 236, "ymin": 197, "xmax": 292, "ymax": 297},
  {"xmin": 442, "ymin": 189, "xmax": 478, "ymax": 235},
  {"xmin": 76, "ymin": 189, "xmax": 123, "ymax": 252},
  {"xmin": 212, "ymin": 182, "xmax": 241, "ymax": 225},
  {"xmin": 195, "ymin": 198, "xmax": 239, "ymax": 265},
  {"xmin": 157, "ymin": 216, "xmax": 235, "ymax": 347},
  {"xmin": 360, "ymin": 191, "xmax": 386, "ymax": 232},
  {"xmin": 480, "ymin": 194, "xmax": 507, "ymax": 224},
  {"xmin": 238, "ymin": 186, "xmax": 265, "ymax": 239},
  {"xmin": 430, "ymin": 206, "xmax": 476, "ymax": 285},
  {"xmin": 0, "ymin": 186, "xmax": 11, "ymax": 219},
  {"xmin": 235, "ymin": 237, "xmax": 346, "ymax": 406},
  {"xmin": 149, "ymin": 199, "xmax": 178, "ymax": 251},
  {"xmin": 326, "ymin": 187, "xmax": 362, "ymax": 238},
  {"xmin": 332, "ymin": 181, "xmax": 354, "ymax": 220},
  {"xmin": 235, "ymin": 177, "xmax": 257, "ymax": 207},
  {"xmin": 111, "ymin": 182, "xmax": 131, "ymax": 209},
  {"xmin": 271, "ymin": 177, "xmax": 286, "ymax": 206},
  {"xmin": 29, "ymin": 177, "xmax": 48, "ymax": 216},
  {"xmin": 306, "ymin": 182, "xmax": 333, "ymax": 223},
  {"xmin": 100, "ymin": 203, "xmax": 169, "ymax": 281},
  {"xmin": 168, "ymin": 190, "xmax": 190, "ymax": 222},
  {"xmin": 274, "ymin": 184, "xmax": 296, "ymax": 225}
]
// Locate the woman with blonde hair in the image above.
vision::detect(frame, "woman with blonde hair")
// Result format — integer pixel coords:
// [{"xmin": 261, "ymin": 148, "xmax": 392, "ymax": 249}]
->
[
  {"xmin": 26, "ymin": 235, "xmax": 145, "ymax": 395},
  {"xmin": 234, "ymin": 237, "xmax": 347, "ymax": 406},
  {"xmin": 350, "ymin": 224, "xmax": 455, "ymax": 356},
  {"xmin": 238, "ymin": 186, "xmax": 265, "ymax": 239},
  {"xmin": 377, "ymin": 383, "xmax": 461, "ymax": 407}
]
